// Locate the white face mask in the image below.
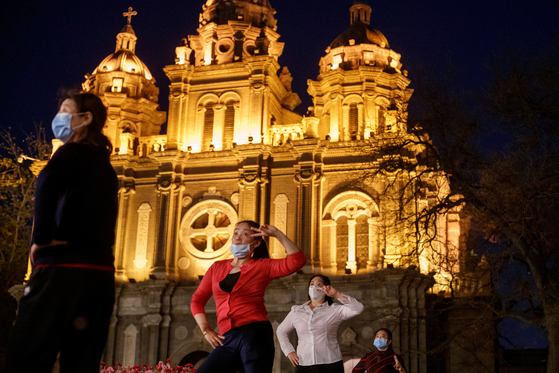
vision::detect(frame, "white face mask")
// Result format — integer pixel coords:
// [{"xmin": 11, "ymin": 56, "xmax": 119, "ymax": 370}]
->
[
  {"xmin": 308, "ymin": 286, "xmax": 325, "ymax": 301},
  {"xmin": 230, "ymin": 242, "xmax": 252, "ymax": 258}
]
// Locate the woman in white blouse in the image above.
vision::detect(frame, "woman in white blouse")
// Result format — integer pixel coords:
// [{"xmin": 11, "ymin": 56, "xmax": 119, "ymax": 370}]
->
[{"xmin": 276, "ymin": 274, "xmax": 364, "ymax": 373}]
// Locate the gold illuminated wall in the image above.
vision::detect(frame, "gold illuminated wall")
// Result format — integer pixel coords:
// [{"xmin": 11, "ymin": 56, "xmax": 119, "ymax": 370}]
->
[{"xmin": 77, "ymin": 1, "xmax": 466, "ymax": 288}]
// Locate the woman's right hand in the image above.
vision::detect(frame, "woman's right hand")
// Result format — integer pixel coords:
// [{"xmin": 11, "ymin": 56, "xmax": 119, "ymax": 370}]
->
[
  {"xmin": 287, "ymin": 352, "xmax": 299, "ymax": 367},
  {"xmin": 203, "ymin": 329, "xmax": 225, "ymax": 349},
  {"xmin": 30, "ymin": 240, "xmax": 68, "ymax": 264}
]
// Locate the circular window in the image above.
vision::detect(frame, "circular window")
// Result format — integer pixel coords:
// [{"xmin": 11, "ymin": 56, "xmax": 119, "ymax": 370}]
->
[
  {"xmin": 216, "ymin": 39, "xmax": 234, "ymax": 56},
  {"xmin": 179, "ymin": 200, "xmax": 238, "ymax": 259}
]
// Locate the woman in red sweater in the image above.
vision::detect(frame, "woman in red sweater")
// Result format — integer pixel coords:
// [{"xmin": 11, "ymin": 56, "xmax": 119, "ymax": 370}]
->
[
  {"xmin": 352, "ymin": 328, "xmax": 406, "ymax": 373},
  {"xmin": 191, "ymin": 220, "xmax": 307, "ymax": 373}
]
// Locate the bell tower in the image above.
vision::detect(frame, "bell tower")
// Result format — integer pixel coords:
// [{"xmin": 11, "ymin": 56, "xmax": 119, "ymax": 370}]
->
[
  {"xmin": 82, "ymin": 7, "xmax": 166, "ymax": 155},
  {"xmin": 164, "ymin": 0, "xmax": 302, "ymax": 152},
  {"xmin": 308, "ymin": 0, "xmax": 412, "ymax": 142}
]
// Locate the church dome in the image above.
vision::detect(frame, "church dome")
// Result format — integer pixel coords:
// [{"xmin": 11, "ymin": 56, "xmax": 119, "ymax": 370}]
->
[
  {"xmin": 93, "ymin": 49, "xmax": 153, "ymax": 80},
  {"xmin": 329, "ymin": 22, "xmax": 389, "ymax": 49}
]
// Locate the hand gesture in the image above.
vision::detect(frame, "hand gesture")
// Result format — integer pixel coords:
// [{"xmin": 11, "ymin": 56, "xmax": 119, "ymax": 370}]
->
[
  {"xmin": 317, "ymin": 285, "xmax": 340, "ymax": 298},
  {"xmin": 394, "ymin": 355, "xmax": 405, "ymax": 373},
  {"xmin": 287, "ymin": 352, "xmax": 299, "ymax": 367},
  {"xmin": 251, "ymin": 224, "xmax": 280, "ymax": 238},
  {"xmin": 203, "ymin": 329, "xmax": 225, "ymax": 349}
]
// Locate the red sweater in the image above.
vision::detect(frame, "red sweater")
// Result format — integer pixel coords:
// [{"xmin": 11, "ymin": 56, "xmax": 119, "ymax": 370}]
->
[{"xmin": 191, "ymin": 251, "xmax": 307, "ymax": 334}]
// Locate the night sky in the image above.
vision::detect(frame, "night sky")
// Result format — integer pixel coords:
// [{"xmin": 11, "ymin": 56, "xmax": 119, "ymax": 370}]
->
[{"xmin": 2, "ymin": 0, "xmax": 557, "ymax": 349}]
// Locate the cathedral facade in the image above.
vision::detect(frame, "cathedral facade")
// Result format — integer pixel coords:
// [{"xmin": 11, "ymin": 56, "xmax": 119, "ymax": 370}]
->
[{"xmin": 20, "ymin": 1, "xmax": 484, "ymax": 372}]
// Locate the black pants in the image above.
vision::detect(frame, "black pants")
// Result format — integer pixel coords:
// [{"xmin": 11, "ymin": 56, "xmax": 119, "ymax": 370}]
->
[
  {"xmin": 296, "ymin": 360, "xmax": 344, "ymax": 373},
  {"xmin": 6, "ymin": 266, "xmax": 115, "ymax": 373},
  {"xmin": 195, "ymin": 321, "xmax": 275, "ymax": 373}
]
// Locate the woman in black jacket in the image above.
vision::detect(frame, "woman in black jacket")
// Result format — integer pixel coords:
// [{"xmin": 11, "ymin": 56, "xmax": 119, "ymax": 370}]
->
[{"xmin": 7, "ymin": 91, "xmax": 118, "ymax": 373}]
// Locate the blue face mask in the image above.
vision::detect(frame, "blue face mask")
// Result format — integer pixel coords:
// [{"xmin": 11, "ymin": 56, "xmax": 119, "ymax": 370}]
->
[
  {"xmin": 374, "ymin": 338, "xmax": 388, "ymax": 350},
  {"xmin": 52, "ymin": 112, "xmax": 85, "ymax": 143},
  {"xmin": 230, "ymin": 242, "xmax": 253, "ymax": 258}
]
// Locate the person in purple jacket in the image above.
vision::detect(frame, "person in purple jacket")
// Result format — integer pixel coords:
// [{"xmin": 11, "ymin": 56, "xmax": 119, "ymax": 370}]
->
[{"xmin": 7, "ymin": 90, "xmax": 118, "ymax": 373}]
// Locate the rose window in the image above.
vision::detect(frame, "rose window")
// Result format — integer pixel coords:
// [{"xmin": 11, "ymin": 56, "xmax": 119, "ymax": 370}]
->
[{"xmin": 179, "ymin": 200, "xmax": 238, "ymax": 259}]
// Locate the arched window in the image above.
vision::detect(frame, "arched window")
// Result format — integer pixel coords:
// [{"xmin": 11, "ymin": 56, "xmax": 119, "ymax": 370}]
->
[
  {"xmin": 202, "ymin": 104, "xmax": 214, "ymax": 151},
  {"xmin": 223, "ymin": 103, "xmax": 235, "ymax": 149},
  {"xmin": 349, "ymin": 103, "xmax": 358, "ymax": 139}
]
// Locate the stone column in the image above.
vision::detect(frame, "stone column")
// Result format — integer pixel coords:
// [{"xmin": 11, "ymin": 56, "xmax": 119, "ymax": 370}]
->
[
  {"xmin": 238, "ymin": 166, "xmax": 261, "ymax": 222},
  {"xmin": 329, "ymin": 93, "xmax": 341, "ymax": 142},
  {"xmin": 346, "ymin": 219, "xmax": 357, "ymax": 274},
  {"xmin": 357, "ymin": 103, "xmax": 364, "ymax": 139},
  {"xmin": 104, "ymin": 283, "xmax": 123, "ymax": 365},
  {"xmin": 142, "ymin": 313, "xmax": 163, "ymax": 365},
  {"xmin": 342, "ymin": 104, "xmax": 350, "ymax": 141},
  {"xmin": 158, "ymin": 282, "xmax": 176, "ymax": 360},
  {"xmin": 151, "ymin": 180, "xmax": 172, "ymax": 279},
  {"xmin": 294, "ymin": 167, "xmax": 319, "ymax": 272},
  {"xmin": 167, "ymin": 184, "xmax": 184, "ymax": 282},
  {"xmin": 115, "ymin": 183, "xmax": 135, "ymax": 282},
  {"xmin": 321, "ymin": 219, "xmax": 337, "ymax": 275},
  {"xmin": 367, "ymin": 217, "xmax": 382, "ymax": 272},
  {"xmin": 194, "ymin": 106, "xmax": 206, "ymax": 152}
]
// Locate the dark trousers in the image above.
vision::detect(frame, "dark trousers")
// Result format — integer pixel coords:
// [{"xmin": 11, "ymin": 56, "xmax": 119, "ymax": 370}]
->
[
  {"xmin": 195, "ymin": 321, "xmax": 275, "ymax": 373},
  {"xmin": 296, "ymin": 360, "xmax": 344, "ymax": 373},
  {"xmin": 6, "ymin": 266, "xmax": 115, "ymax": 373}
]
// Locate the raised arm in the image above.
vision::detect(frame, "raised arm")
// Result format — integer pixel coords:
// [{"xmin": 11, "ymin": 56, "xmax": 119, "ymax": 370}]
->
[
  {"xmin": 319, "ymin": 285, "xmax": 364, "ymax": 319},
  {"xmin": 251, "ymin": 224, "xmax": 300, "ymax": 254}
]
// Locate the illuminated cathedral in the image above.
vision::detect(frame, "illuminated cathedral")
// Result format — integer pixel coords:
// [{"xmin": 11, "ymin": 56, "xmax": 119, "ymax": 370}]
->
[{"xmin": 18, "ymin": 1, "xmax": 494, "ymax": 372}]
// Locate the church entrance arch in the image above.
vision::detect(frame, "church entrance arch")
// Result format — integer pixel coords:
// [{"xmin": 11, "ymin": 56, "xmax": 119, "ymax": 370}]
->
[{"xmin": 179, "ymin": 350, "xmax": 209, "ymax": 369}]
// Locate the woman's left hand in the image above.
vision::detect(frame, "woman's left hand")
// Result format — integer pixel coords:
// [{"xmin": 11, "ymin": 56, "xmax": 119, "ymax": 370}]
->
[
  {"xmin": 394, "ymin": 355, "xmax": 405, "ymax": 372},
  {"xmin": 317, "ymin": 285, "xmax": 340, "ymax": 298},
  {"xmin": 251, "ymin": 224, "xmax": 280, "ymax": 238}
]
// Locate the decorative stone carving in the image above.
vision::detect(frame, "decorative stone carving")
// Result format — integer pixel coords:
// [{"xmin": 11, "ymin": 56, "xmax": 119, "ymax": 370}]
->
[
  {"xmin": 142, "ymin": 314, "xmax": 163, "ymax": 327},
  {"xmin": 231, "ymin": 192, "xmax": 239, "ymax": 205},
  {"xmin": 134, "ymin": 203, "xmax": 151, "ymax": 269},
  {"xmin": 178, "ymin": 256, "xmax": 190, "ymax": 270},
  {"xmin": 182, "ymin": 195, "xmax": 193, "ymax": 208},
  {"xmin": 340, "ymin": 327, "xmax": 357, "ymax": 347},
  {"xmin": 203, "ymin": 187, "xmax": 221, "ymax": 197},
  {"xmin": 175, "ymin": 326, "xmax": 188, "ymax": 340},
  {"xmin": 362, "ymin": 326, "xmax": 375, "ymax": 339}
]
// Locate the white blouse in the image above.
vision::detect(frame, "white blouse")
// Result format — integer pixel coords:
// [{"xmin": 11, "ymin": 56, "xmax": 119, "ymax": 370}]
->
[{"xmin": 276, "ymin": 294, "xmax": 364, "ymax": 366}]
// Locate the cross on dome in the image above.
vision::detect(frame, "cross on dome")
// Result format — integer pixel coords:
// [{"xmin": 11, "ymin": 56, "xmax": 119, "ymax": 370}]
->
[{"xmin": 123, "ymin": 7, "xmax": 137, "ymax": 25}]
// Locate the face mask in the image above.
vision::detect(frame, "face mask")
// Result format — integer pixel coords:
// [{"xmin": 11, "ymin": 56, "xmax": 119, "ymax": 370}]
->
[
  {"xmin": 308, "ymin": 286, "xmax": 325, "ymax": 301},
  {"xmin": 374, "ymin": 338, "xmax": 388, "ymax": 350},
  {"xmin": 230, "ymin": 242, "xmax": 253, "ymax": 258},
  {"xmin": 52, "ymin": 112, "xmax": 85, "ymax": 143}
]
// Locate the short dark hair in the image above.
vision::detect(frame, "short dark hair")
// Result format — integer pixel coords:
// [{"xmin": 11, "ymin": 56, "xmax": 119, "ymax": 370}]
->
[
  {"xmin": 58, "ymin": 89, "xmax": 113, "ymax": 158},
  {"xmin": 235, "ymin": 220, "xmax": 269, "ymax": 259},
  {"xmin": 375, "ymin": 328, "xmax": 393, "ymax": 346},
  {"xmin": 308, "ymin": 274, "xmax": 334, "ymax": 305}
]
